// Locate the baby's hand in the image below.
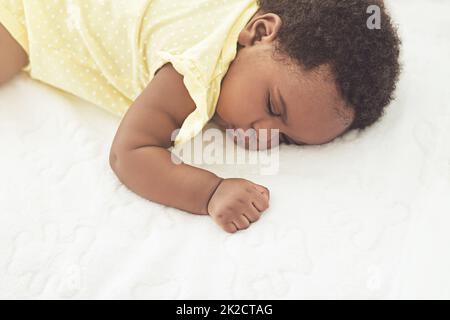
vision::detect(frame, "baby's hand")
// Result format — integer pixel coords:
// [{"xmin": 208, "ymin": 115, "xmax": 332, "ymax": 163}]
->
[{"xmin": 207, "ymin": 178, "xmax": 270, "ymax": 233}]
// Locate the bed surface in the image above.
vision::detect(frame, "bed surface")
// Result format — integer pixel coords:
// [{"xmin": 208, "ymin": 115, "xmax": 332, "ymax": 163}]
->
[{"xmin": 1, "ymin": 0, "xmax": 449, "ymax": 299}]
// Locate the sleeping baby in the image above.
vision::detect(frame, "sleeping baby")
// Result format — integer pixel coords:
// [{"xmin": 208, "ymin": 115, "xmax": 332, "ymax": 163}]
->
[{"xmin": 0, "ymin": 0, "xmax": 400, "ymax": 233}]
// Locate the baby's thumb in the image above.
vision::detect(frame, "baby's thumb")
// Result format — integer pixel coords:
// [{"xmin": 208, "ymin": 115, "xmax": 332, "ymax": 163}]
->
[{"xmin": 253, "ymin": 183, "xmax": 270, "ymax": 200}]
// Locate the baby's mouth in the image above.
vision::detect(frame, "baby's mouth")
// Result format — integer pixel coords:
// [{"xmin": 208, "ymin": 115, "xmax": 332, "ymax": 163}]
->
[{"xmin": 226, "ymin": 128, "xmax": 260, "ymax": 150}]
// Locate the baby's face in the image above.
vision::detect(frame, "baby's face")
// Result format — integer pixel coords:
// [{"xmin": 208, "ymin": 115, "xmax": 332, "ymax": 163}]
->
[
  {"xmin": 214, "ymin": 43, "xmax": 355, "ymax": 150},
  {"xmin": 214, "ymin": 13, "xmax": 354, "ymax": 149}
]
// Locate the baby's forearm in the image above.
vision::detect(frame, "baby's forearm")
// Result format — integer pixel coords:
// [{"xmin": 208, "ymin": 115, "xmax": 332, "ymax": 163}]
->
[{"xmin": 110, "ymin": 146, "xmax": 223, "ymax": 215}]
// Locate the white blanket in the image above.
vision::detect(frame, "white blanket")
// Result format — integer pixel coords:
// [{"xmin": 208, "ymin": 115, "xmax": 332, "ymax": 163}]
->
[{"xmin": 1, "ymin": 0, "xmax": 449, "ymax": 299}]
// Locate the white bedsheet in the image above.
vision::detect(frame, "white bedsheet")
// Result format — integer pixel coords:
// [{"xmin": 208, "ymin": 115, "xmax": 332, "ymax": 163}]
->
[{"xmin": 1, "ymin": 0, "xmax": 449, "ymax": 299}]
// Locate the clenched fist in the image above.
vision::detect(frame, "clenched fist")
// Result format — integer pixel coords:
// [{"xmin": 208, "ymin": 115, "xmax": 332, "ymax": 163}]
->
[{"xmin": 207, "ymin": 178, "xmax": 270, "ymax": 233}]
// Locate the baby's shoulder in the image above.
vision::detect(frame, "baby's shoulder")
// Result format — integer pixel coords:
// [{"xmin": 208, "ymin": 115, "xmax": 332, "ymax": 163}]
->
[{"xmin": 140, "ymin": 64, "xmax": 196, "ymax": 126}]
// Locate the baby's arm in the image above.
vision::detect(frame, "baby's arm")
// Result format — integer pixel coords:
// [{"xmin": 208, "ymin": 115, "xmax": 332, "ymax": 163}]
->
[{"xmin": 109, "ymin": 64, "xmax": 270, "ymax": 233}]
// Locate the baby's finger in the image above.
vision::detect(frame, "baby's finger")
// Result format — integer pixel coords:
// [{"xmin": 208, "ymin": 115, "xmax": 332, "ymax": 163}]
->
[
  {"xmin": 223, "ymin": 223, "xmax": 238, "ymax": 234},
  {"xmin": 253, "ymin": 184, "xmax": 270, "ymax": 200},
  {"xmin": 250, "ymin": 189, "xmax": 270, "ymax": 212},
  {"xmin": 245, "ymin": 205, "xmax": 261, "ymax": 223},
  {"xmin": 234, "ymin": 215, "xmax": 251, "ymax": 230}
]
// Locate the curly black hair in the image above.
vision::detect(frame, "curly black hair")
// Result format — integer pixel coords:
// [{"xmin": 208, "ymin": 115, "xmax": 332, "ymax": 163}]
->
[{"xmin": 257, "ymin": 0, "xmax": 401, "ymax": 130}]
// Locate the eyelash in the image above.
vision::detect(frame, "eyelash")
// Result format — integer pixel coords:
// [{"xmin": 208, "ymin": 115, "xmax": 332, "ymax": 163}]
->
[
  {"xmin": 266, "ymin": 93, "xmax": 279, "ymax": 117},
  {"xmin": 266, "ymin": 93, "xmax": 290, "ymax": 144}
]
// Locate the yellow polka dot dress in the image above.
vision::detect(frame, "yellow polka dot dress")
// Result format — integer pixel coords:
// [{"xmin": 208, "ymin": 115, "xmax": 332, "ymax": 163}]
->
[{"xmin": 0, "ymin": 0, "xmax": 259, "ymax": 146}]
